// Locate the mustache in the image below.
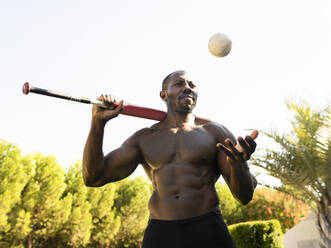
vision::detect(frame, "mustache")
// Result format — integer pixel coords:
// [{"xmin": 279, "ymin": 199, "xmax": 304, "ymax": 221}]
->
[{"xmin": 179, "ymin": 92, "xmax": 196, "ymax": 100}]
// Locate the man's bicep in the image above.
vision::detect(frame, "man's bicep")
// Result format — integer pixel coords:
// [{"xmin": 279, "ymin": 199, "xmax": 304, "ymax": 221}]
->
[
  {"xmin": 91, "ymin": 145, "xmax": 141, "ymax": 187},
  {"xmin": 99, "ymin": 128, "xmax": 151, "ymax": 186},
  {"xmin": 102, "ymin": 143, "xmax": 142, "ymax": 183},
  {"xmin": 212, "ymin": 123, "xmax": 237, "ymax": 184},
  {"xmin": 218, "ymin": 150, "xmax": 231, "ymax": 184},
  {"xmin": 217, "ymin": 138, "xmax": 235, "ymax": 183}
]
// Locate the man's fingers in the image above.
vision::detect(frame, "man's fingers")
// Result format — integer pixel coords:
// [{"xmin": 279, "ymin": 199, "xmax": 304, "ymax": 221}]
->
[
  {"xmin": 102, "ymin": 100, "xmax": 124, "ymax": 119},
  {"xmin": 237, "ymin": 137, "xmax": 251, "ymax": 160},
  {"xmin": 115, "ymin": 100, "xmax": 124, "ymax": 113},
  {"xmin": 109, "ymin": 95, "xmax": 116, "ymax": 103},
  {"xmin": 217, "ymin": 131, "xmax": 258, "ymax": 164},
  {"xmin": 109, "ymin": 100, "xmax": 123, "ymax": 113},
  {"xmin": 245, "ymin": 135, "xmax": 257, "ymax": 153},
  {"xmin": 225, "ymin": 139, "xmax": 242, "ymax": 157},
  {"xmin": 216, "ymin": 143, "xmax": 236, "ymax": 161},
  {"xmin": 238, "ymin": 137, "xmax": 250, "ymax": 152},
  {"xmin": 100, "ymin": 94, "xmax": 117, "ymax": 108},
  {"xmin": 250, "ymin": 130, "xmax": 259, "ymax": 140}
]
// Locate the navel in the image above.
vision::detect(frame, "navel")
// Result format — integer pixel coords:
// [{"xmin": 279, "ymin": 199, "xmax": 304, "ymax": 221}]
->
[{"xmin": 174, "ymin": 189, "xmax": 180, "ymax": 199}]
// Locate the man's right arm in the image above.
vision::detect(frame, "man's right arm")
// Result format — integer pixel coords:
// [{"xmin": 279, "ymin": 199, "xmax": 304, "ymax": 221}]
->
[{"xmin": 82, "ymin": 94, "xmax": 144, "ymax": 187}]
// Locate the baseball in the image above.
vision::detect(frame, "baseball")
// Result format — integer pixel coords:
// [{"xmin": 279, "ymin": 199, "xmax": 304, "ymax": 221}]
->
[{"xmin": 208, "ymin": 33, "xmax": 232, "ymax": 57}]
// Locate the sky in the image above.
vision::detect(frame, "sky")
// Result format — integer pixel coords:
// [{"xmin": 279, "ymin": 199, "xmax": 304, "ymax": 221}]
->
[{"xmin": 1, "ymin": 0, "xmax": 330, "ymax": 185}]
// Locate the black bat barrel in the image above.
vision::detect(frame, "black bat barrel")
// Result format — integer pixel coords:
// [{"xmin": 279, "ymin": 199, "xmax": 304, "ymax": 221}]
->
[{"xmin": 22, "ymin": 82, "xmax": 91, "ymax": 104}]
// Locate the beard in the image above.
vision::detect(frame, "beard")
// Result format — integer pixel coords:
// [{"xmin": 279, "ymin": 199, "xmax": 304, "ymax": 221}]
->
[
  {"xmin": 166, "ymin": 91, "xmax": 198, "ymax": 114},
  {"xmin": 175, "ymin": 97, "xmax": 197, "ymax": 113},
  {"xmin": 175, "ymin": 104, "xmax": 193, "ymax": 113}
]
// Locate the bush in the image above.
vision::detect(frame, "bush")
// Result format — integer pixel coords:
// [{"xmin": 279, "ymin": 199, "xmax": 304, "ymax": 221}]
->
[
  {"xmin": 216, "ymin": 183, "xmax": 310, "ymax": 232},
  {"xmin": 241, "ymin": 187, "xmax": 309, "ymax": 232},
  {"xmin": 228, "ymin": 219, "xmax": 283, "ymax": 248}
]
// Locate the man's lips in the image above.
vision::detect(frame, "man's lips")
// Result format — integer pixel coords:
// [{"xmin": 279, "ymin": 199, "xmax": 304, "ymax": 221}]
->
[{"xmin": 179, "ymin": 94, "xmax": 195, "ymax": 100}]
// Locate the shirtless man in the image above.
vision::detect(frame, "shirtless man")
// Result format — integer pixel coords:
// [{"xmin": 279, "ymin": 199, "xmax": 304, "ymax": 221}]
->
[{"xmin": 82, "ymin": 70, "xmax": 258, "ymax": 248}]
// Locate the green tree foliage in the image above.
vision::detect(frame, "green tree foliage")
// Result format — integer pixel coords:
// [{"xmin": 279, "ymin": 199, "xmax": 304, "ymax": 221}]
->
[
  {"xmin": 215, "ymin": 182, "xmax": 243, "ymax": 225},
  {"xmin": 216, "ymin": 183, "xmax": 310, "ymax": 232},
  {"xmin": 0, "ymin": 140, "xmax": 33, "ymax": 247},
  {"xmin": 21, "ymin": 153, "xmax": 71, "ymax": 248},
  {"xmin": 0, "ymin": 142, "xmax": 152, "ymax": 248},
  {"xmin": 240, "ymin": 187, "xmax": 309, "ymax": 232},
  {"xmin": 87, "ymin": 183, "xmax": 120, "ymax": 248},
  {"xmin": 0, "ymin": 143, "xmax": 72, "ymax": 248},
  {"xmin": 112, "ymin": 177, "xmax": 152, "ymax": 248},
  {"xmin": 59, "ymin": 162, "xmax": 92, "ymax": 248},
  {"xmin": 253, "ymin": 102, "xmax": 331, "ymax": 247}
]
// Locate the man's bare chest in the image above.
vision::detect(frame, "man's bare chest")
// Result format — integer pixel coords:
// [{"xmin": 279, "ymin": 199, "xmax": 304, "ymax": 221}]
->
[{"xmin": 139, "ymin": 127, "xmax": 217, "ymax": 169}]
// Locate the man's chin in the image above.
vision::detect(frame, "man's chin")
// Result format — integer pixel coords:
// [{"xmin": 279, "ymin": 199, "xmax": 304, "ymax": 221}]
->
[{"xmin": 176, "ymin": 104, "xmax": 195, "ymax": 113}]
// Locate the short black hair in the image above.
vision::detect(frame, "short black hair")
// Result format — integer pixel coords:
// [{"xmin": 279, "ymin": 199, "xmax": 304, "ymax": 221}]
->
[
  {"xmin": 162, "ymin": 74, "xmax": 172, "ymax": 91},
  {"xmin": 162, "ymin": 70, "xmax": 186, "ymax": 91}
]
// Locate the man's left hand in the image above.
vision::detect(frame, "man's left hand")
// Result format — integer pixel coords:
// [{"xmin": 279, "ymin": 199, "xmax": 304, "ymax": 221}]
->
[{"xmin": 216, "ymin": 130, "xmax": 258, "ymax": 168}]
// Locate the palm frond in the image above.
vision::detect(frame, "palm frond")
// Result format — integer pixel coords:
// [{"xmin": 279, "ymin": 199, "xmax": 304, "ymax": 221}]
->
[{"xmin": 254, "ymin": 102, "xmax": 331, "ymax": 209}]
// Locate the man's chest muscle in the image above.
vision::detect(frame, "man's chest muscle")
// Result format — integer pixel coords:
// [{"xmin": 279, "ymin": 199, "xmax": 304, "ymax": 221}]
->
[{"xmin": 139, "ymin": 127, "xmax": 217, "ymax": 169}]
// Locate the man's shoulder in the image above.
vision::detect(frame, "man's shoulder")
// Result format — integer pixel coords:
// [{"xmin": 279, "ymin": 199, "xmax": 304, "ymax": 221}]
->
[
  {"xmin": 194, "ymin": 115, "xmax": 212, "ymax": 125},
  {"xmin": 196, "ymin": 117, "xmax": 235, "ymax": 141},
  {"xmin": 124, "ymin": 127, "xmax": 155, "ymax": 146},
  {"xmin": 195, "ymin": 116, "xmax": 225, "ymax": 131},
  {"xmin": 130, "ymin": 127, "xmax": 155, "ymax": 138}
]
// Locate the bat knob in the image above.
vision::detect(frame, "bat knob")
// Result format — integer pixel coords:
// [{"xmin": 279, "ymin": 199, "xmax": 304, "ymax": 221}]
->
[{"xmin": 22, "ymin": 82, "xmax": 31, "ymax": 95}]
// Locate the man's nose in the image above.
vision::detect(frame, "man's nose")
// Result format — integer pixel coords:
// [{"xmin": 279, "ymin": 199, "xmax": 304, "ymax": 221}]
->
[
  {"xmin": 183, "ymin": 82, "xmax": 192, "ymax": 91},
  {"xmin": 183, "ymin": 87, "xmax": 193, "ymax": 94}
]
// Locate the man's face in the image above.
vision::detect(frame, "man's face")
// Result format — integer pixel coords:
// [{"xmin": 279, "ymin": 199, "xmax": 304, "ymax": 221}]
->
[{"xmin": 163, "ymin": 72, "xmax": 198, "ymax": 113}]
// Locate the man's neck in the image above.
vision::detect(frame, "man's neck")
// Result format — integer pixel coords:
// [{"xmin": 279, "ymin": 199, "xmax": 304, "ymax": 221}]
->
[{"xmin": 163, "ymin": 110, "xmax": 195, "ymax": 128}]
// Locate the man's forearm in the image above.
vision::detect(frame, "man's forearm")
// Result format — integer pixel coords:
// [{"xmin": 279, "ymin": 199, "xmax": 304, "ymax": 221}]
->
[
  {"xmin": 229, "ymin": 163, "xmax": 257, "ymax": 205},
  {"xmin": 82, "ymin": 120, "xmax": 106, "ymax": 185}
]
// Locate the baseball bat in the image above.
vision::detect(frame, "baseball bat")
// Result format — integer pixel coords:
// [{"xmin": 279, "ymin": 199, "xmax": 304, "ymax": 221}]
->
[{"xmin": 22, "ymin": 82, "xmax": 167, "ymax": 121}]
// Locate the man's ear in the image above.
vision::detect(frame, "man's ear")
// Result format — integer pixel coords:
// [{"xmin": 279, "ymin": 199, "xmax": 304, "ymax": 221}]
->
[{"xmin": 160, "ymin": 90, "xmax": 167, "ymax": 102}]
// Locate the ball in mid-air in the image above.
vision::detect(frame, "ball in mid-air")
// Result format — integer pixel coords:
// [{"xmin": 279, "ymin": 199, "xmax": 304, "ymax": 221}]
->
[{"xmin": 208, "ymin": 33, "xmax": 232, "ymax": 57}]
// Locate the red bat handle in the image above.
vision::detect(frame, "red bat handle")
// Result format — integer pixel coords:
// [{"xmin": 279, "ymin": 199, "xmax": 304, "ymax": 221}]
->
[{"xmin": 117, "ymin": 103, "xmax": 166, "ymax": 121}]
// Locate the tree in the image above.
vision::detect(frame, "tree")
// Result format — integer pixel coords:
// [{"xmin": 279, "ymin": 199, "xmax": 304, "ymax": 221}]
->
[
  {"xmin": 0, "ymin": 140, "xmax": 33, "ymax": 247},
  {"xmin": 112, "ymin": 177, "xmax": 152, "ymax": 248},
  {"xmin": 253, "ymin": 102, "xmax": 331, "ymax": 247},
  {"xmin": 21, "ymin": 153, "xmax": 71, "ymax": 248},
  {"xmin": 59, "ymin": 161, "xmax": 92, "ymax": 248},
  {"xmin": 239, "ymin": 187, "xmax": 309, "ymax": 232},
  {"xmin": 215, "ymin": 182, "xmax": 244, "ymax": 225},
  {"xmin": 87, "ymin": 183, "xmax": 120, "ymax": 248},
  {"xmin": 0, "ymin": 141, "xmax": 72, "ymax": 248}
]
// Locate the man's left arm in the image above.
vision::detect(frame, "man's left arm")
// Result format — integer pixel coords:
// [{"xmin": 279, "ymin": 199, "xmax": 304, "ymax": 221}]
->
[{"xmin": 216, "ymin": 128, "xmax": 258, "ymax": 205}]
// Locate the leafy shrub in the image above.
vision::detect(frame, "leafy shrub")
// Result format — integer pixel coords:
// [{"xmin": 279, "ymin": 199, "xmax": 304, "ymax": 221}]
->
[{"xmin": 228, "ymin": 219, "xmax": 283, "ymax": 248}]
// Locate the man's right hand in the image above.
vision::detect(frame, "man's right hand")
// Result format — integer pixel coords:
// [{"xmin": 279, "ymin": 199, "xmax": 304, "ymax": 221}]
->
[{"xmin": 92, "ymin": 94, "xmax": 124, "ymax": 125}]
